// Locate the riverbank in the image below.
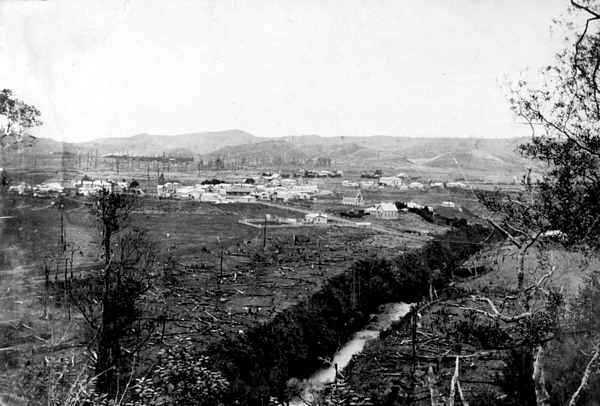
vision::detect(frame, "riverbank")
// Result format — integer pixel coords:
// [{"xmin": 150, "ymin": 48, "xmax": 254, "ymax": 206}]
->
[
  {"xmin": 209, "ymin": 223, "xmax": 501, "ymax": 405},
  {"xmin": 288, "ymin": 303, "xmax": 413, "ymax": 406}
]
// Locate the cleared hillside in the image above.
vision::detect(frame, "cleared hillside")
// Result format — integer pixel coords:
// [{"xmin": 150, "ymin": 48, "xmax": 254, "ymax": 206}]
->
[
  {"xmin": 200, "ymin": 140, "xmax": 310, "ymax": 167},
  {"xmin": 19, "ymin": 131, "xmax": 528, "ymax": 177}
]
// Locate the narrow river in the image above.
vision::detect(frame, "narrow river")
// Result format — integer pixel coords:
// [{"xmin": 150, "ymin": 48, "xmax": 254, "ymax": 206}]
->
[{"xmin": 290, "ymin": 302, "xmax": 413, "ymax": 405}]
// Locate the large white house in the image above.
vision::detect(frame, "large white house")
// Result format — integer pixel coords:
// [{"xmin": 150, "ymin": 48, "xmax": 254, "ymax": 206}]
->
[
  {"xmin": 342, "ymin": 190, "xmax": 364, "ymax": 206},
  {"xmin": 305, "ymin": 213, "xmax": 328, "ymax": 224},
  {"xmin": 375, "ymin": 203, "xmax": 398, "ymax": 220}
]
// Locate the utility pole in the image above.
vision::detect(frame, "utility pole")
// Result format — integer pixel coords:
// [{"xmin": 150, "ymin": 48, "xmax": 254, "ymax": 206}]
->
[
  {"xmin": 217, "ymin": 236, "xmax": 224, "ymax": 282},
  {"xmin": 263, "ymin": 215, "xmax": 268, "ymax": 258},
  {"xmin": 318, "ymin": 239, "xmax": 322, "ymax": 269}
]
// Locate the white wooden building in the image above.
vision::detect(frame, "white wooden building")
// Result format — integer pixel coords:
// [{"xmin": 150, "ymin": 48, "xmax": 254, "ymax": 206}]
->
[
  {"xmin": 305, "ymin": 213, "xmax": 328, "ymax": 224},
  {"xmin": 342, "ymin": 190, "xmax": 364, "ymax": 206},
  {"xmin": 375, "ymin": 203, "xmax": 398, "ymax": 220}
]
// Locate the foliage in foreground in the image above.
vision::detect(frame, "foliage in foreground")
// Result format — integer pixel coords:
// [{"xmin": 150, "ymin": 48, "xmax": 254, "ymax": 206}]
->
[
  {"xmin": 19, "ymin": 339, "xmax": 229, "ymax": 406},
  {"xmin": 0, "ymin": 88, "xmax": 41, "ymax": 149}
]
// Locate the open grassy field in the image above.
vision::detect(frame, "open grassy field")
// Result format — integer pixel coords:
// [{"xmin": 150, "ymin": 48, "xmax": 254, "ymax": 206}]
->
[{"xmin": 1, "ymin": 190, "xmax": 448, "ymax": 397}]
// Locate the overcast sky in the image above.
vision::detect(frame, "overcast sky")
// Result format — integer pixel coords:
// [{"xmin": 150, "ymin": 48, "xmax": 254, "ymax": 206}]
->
[{"xmin": 0, "ymin": 0, "xmax": 572, "ymax": 143}]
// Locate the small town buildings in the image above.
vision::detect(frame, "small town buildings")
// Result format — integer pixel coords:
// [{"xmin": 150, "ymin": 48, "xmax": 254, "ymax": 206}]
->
[
  {"xmin": 75, "ymin": 180, "xmax": 114, "ymax": 195},
  {"xmin": 408, "ymin": 182, "xmax": 425, "ymax": 190},
  {"xmin": 41, "ymin": 182, "xmax": 65, "ymax": 193},
  {"xmin": 294, "ymin": 192, "xmax": 311, "ymax": 200},
  {"xmin": 189, "ymin": 190, "xmax": 203, "ymax": 200},
  {"xmin": 263, "ymin": 187, "xmax": 276, "ymax": 196},
  {"xmin": 342, "ymin": 190, "xmax": 364, "ymax": 206},
  {"xmin": 175, "ymin": 186, "xmax": 197, "ymax": 199},
  {"xmin": 441, "ymin": 201, "xmax": 456, "ymax": 208},
  {"xmin": 280, "ymin": 179, "xmax": 297, "ymax": 187},
  {"xmin": 447, "ymin": 181, "xmax": 468, "ymax": 189},
  {"xmin": 305, "ymin": 213, "xmax": 328, "ymax": 224},
  {"xmin": 236, "ymin": 195, "xmax": 257, "ymax": 203},
  {"xmin": 292, "ymin": 185, "xmax": 319, "ymax": 194},
  {"xmin": 407, "ymin": 202, "xmax": 425, "ymax": 209},
  {"xmin": 317, "ymin": 189, "xmax": 334, "ymax": 196},
  {"xmin": 229, "ymin": 183, "xmax": 256, "ymax": 194},
  {"xmin": 8, "ymin": 183, "xmax": 31, "ymax": 195},
  {"xmin": 116, "ymin": 182, "xmax": 129, "ymax": 192},
  {"xmin": 342, "ymin": 180, "xmax": 359, "ymax": 187},
  {"xmin": 379, "ymin": 177, "xmax": 402, "ymax": 187},
  {"xmin": 253, "ymin": 192, "xmax": 270, "ymax": 200},
  {"xmin": 200, "ymin": 193, "xmax": 222, "ymax": 202},
  {"xmin": 157, "ymin": 182, "xmax": 180, "ymax": 198},
  {"xmin": 375, "ymin": 203, "xmax": 398, "ymax": 220},
  {"xmin": 359, "ymin": 181, "xmax": 377, "ymax": 189},
  {"xmin": 274, "ymin": 191, "xmax": 294, "ymax": 201}
]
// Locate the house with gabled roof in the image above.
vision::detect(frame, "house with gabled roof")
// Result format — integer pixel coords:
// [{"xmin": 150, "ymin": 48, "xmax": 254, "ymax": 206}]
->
[
  {"xmin": 375, "ymin": 203, "xmax": 398, "ymax": 220},
  {"xmin": 342, "ymin": 190, "xmax": 364, "ymax": 206},
  {"xmin": 305, "ymin": 213, "xmax": 328, "ymax": 224}
]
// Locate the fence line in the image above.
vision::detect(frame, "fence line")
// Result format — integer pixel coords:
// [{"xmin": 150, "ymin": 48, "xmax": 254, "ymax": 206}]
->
[{"xmin": 238, "ymin": 219, "xmax": 325, "ymax": 229}]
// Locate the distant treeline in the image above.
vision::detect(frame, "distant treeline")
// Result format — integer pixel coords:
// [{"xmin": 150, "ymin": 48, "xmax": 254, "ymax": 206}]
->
[{"xmin": 102, "ymin": 154, "xmax": 194, "ymax": 163}]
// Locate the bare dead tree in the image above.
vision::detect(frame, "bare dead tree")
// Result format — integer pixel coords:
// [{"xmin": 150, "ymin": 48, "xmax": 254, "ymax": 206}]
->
[{"xmin": 70, "ymin": 191, "xmax": 161, "ymax": 395}]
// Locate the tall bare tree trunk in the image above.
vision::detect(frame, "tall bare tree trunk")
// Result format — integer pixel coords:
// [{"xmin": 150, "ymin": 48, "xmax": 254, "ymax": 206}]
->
[
  {"xmin": 426, "ymin": 366, "xmax": 441, "ymax": 406},
  {"xmin": 532, "ymin": 345, "xmax": 550, "ymax": 406},
  {"xmin": 43, "ymin": 261, "xmax": 50, "ymax": 320}
]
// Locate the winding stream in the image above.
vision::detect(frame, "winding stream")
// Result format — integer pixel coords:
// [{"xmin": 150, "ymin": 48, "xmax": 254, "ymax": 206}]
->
[{"xmin": 290, "ymin": 302, "xmax": 413, "ymax": 405}]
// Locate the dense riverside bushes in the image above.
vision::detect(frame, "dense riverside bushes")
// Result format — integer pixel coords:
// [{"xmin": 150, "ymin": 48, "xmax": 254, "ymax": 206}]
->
[{"xmin": 211, "ymin": 224, "xmax": 501, "ymax": 405}]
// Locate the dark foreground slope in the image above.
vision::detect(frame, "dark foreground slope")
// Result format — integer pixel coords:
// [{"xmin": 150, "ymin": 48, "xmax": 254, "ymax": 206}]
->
[{"xmin": 208, "ymin": 224, "xmax": 500, "ymax": 405}]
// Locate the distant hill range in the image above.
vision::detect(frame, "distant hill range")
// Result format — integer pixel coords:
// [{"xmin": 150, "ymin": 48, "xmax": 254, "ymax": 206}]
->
[{"xmin": 27, "ymin": 129, "xmax": 528, "ymax": 175}]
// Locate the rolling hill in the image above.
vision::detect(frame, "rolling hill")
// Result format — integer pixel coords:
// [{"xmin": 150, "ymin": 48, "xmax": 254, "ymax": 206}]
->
[
  {"xmin": 420, "ymin": 149, "xmax": 518, "ymax": 173},
  {"xmin": 20, "ymin": 130, "xmax": 527, "ymax": 176},
  {"xmin": 75, "ymin": 130, "xmax": 258, "ymax": 156}
]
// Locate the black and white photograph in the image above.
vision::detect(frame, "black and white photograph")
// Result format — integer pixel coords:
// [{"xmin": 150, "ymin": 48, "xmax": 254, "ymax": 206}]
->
[{"xmin": 2, "ymin": 1, "xmax": 600, "ymax": 405}]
